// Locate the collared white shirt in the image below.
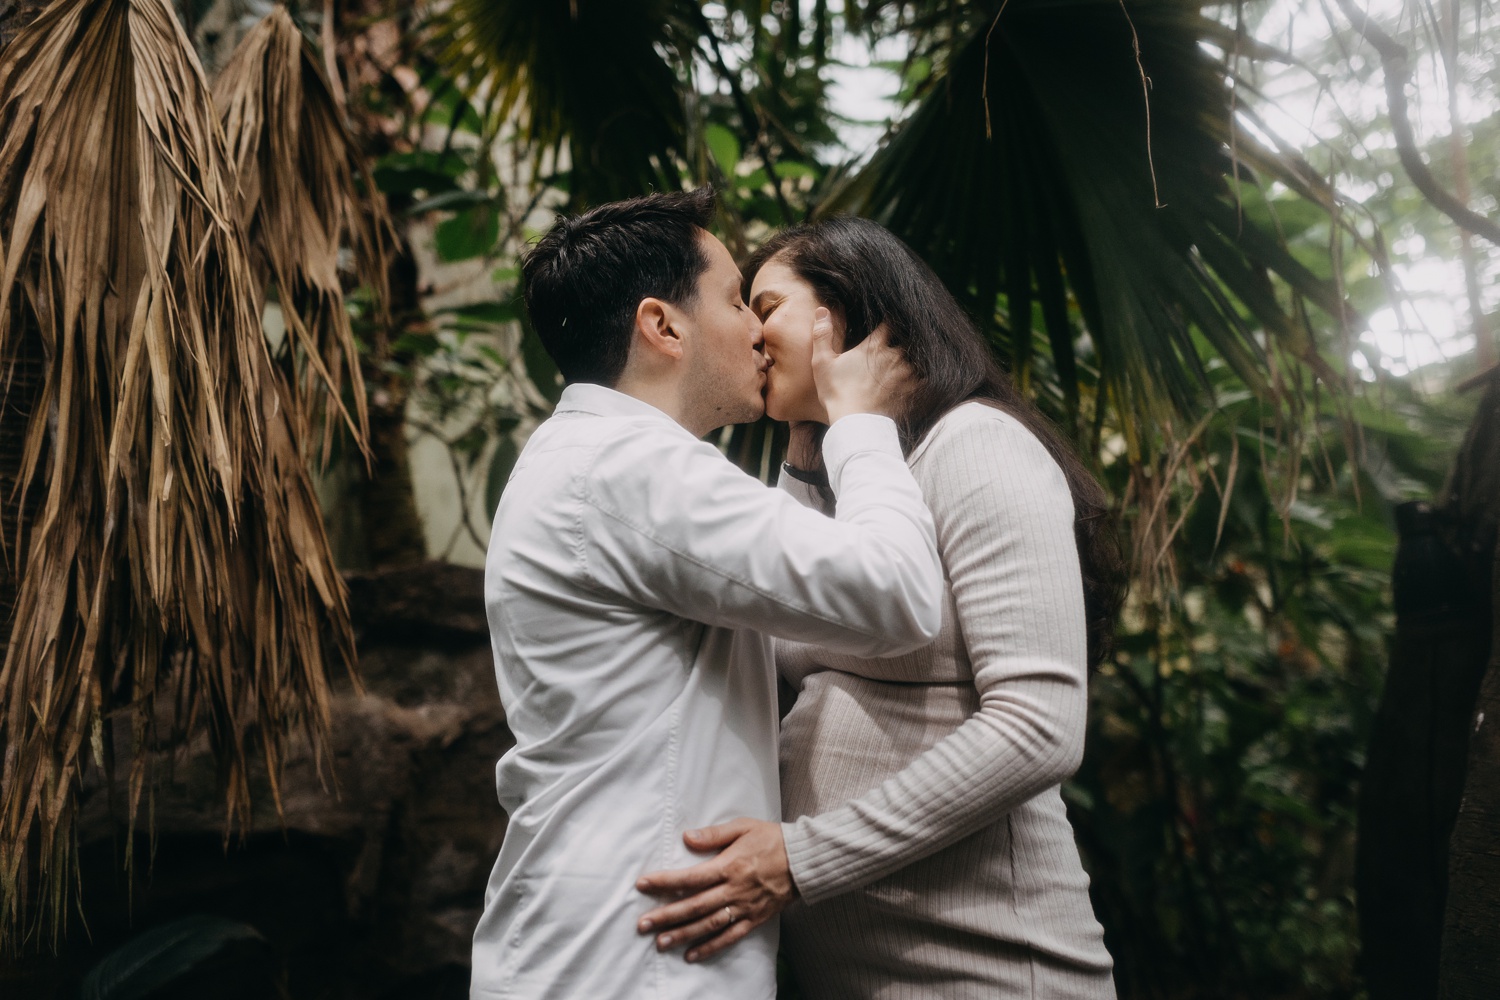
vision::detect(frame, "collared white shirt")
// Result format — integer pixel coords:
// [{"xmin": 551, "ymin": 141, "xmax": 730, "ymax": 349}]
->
[{"xmin": 471, "ymin": 383, "xmax": 942, "ymax": 1000}]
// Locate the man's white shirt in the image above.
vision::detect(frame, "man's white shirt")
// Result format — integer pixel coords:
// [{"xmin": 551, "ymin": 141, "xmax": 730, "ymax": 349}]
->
[{"xmin": 471, "ymin": 383, "xmax": 942, "ymax": 999}]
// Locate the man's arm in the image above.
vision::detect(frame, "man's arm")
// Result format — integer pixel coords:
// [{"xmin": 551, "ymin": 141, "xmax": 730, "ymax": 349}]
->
[
  {"xmin": 584, "ymin": 311, "xmax": 941, "ymax": 655},
  {"xmin": 581, "ymin": 410, "xmax": 940, "ymax": 656}
]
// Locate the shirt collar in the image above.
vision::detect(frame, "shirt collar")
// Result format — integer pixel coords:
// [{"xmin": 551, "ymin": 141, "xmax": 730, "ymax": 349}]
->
[{"xmin": 553, "ymin": 382, "xmax": 685, "ymax": 429}]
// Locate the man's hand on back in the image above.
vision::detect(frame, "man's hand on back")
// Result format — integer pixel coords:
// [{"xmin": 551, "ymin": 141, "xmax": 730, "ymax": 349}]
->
[{"xmin": 635, "ymin": 819, "xmax": 798, "ymax": 963}]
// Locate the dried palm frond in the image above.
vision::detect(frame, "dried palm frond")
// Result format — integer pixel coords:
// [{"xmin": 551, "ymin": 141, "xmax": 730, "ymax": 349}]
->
[
  {"xmin": 214, "ymin": 4, "xmax": 390, "ymax": 464},
  {"xmin": 0, "ymin": 0, "xmax": 355, "ymax": 947}
]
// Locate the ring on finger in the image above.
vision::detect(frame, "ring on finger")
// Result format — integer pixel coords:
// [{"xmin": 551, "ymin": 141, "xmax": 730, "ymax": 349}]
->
[{"xmin": 722, "ymin": 905, "xmax": 736, "ymax": 925}]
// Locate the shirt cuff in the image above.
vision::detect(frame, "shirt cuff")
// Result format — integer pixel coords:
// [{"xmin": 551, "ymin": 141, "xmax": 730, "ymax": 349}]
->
[{"xmin": 820, "ymin": 414, "xmax": 904, "ymax": 494}]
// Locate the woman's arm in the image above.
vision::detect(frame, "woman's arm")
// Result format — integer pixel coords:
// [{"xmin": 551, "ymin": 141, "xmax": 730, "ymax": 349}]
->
[
  {"xmin": 783, "ymin": 408, "xmax": 1089, "ymax": 900},
  {"xmin": 636, "ymin": 408, "xmax": 1091, "ymax": 953}
]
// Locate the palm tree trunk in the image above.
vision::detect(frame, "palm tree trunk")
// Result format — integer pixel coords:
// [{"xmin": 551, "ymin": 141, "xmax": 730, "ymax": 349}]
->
[
  {"xmin": 352, "ymin": 207, "xmax": 427, "ymax": 570},
  {"xmin": 1359, "ymin": 371, "xmax": 1499, "ymax": 998},
  {"xmin": 0, "ymin": 0, "xmax": 52, "ymax": 663},
  {"xmin": 1438, "ymin": 370, "xmax": 1500, "ymax": 998}
]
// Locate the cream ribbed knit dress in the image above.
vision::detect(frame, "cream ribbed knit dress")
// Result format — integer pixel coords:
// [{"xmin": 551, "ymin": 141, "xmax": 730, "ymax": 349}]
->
[{"xmin": 777, "ymin": 402, "xmax": 1116, "ymax": 999}]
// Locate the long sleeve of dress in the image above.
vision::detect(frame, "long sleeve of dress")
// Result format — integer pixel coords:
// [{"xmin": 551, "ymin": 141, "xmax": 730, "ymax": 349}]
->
[{"xmin": 781, "ymin": 407, "xmax": 1090, "ymax": 903}]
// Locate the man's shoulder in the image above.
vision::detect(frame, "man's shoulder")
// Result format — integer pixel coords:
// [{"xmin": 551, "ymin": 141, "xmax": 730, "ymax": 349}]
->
[
  {"xmin": 520, "ymin": 410, "xmax": 676, "ymax": 467},
  {"xmin": 515, "ymin": 411, "xmax": 733, "ymax": 501},
  {"xmin": 582, "ymin": 419, "xmax": 745, "ymax": 508}
]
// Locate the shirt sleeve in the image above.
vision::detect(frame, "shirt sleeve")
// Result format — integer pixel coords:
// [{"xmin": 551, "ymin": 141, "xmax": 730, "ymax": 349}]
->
[
  {"xmin": 780, "ymin": 409, "xmax": 1090, "ymax": 902},
  {"xmin": 579, "ymin": 414, "xmax": 943, "ymax": 659}
]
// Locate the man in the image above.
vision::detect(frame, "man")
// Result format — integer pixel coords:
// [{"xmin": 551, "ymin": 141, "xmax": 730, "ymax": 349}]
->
[{"xmin": 471, "ymin": 188, "xmax": 943, "ymax": 999}]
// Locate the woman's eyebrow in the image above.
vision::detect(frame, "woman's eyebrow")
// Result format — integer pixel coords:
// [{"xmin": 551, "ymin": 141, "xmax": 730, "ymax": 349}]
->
[{"xmin": 750, "ymin": 290, "xmax": 780, "ymax": 312}]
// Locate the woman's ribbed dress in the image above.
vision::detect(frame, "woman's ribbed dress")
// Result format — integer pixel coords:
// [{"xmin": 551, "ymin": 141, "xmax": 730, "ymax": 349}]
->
[{"xmin": 777, "ymin": 402, "xmax": 1116, "ymax": 1000}]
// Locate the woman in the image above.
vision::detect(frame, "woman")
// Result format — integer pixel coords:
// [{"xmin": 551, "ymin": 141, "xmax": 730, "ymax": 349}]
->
[{"xmin": 640, "ymin": 217, "xmax": 1121, "ymax": 998}]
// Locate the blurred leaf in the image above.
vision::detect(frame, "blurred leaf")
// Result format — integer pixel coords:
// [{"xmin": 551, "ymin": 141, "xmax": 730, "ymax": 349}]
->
[
  {"xmin": 520, "ymin": 325, "xmax": 564, "ymax": 403},
  {"xmin": 373, "ymin": 149, "xmax": 468, "ymax": 197},
  {"xmin": 773, "ymin": 160, "xmax": 817, "ymax": 180},
  {"xmin": 1325, "ymin": 513, "xmax": 1396, "ymax": 570},
  {"xmin": 80, "ymin": 916, "xmax": 267, "ymax": 1000},
  {"xmin": 392, "ymin": 331, "xmax": 442, "ymax": 357},
  {"xmin": 705, "ymin": 122, "xmax": 741, "ymax": 176},
  {"xmin": 424, "ymin": 87, "xmax": 485, "ymax": 133},
  {"xmin": 440, "ymin": 300, "xmax": 522, "ymax": 327},
  {"xmin": 485, "ymin": 432, "xmax": 523, "ymax": 514},
  {"xmin": 435, "ymin": 203, "xmax": 500, "ymax": 260},
  {"xmin": 409, "ymin": 188, "xmax": 498, "ymax": 214}
]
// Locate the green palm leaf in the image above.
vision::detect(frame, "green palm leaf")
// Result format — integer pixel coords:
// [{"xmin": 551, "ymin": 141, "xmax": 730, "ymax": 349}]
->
[
  {"xmin": 435, "ymin": 0, "xmax": 700, "ymax": 207},
  {"xmin": 824, "ymin": 0, "xmax": 1360, "ymax": 444}
]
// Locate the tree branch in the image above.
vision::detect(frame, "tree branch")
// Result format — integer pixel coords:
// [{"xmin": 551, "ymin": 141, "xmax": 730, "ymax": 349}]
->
[
  {"xmin": 1333, "ymin": 0, "xmax": 1500, "ymax": 247},
  {"xmin": 690, "ymin": 5, "xmax": 796, "ymax": 226}
]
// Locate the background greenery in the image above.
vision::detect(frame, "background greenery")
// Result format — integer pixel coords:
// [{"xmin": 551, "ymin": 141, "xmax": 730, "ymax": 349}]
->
[
  {"xmin": 1, "ymin": 0, "xmax": 1494, "ymax": 997},
  {"xmin": 324, "ymin": 3, "xmax": 1487, "ymax": 995},
  {"xmin": 268, "ymin": 1, "xmax": 1489, "ymax": 995}
]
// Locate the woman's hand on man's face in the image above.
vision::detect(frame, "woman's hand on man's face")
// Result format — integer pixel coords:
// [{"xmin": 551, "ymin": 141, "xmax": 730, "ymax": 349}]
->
[
  {"xmin": 810, "ymin": 308, "xmax": 913, "ymax": 424},
  {"xmin": 634, "ymin": 818, "xmax": 798, "ymax": 963}
]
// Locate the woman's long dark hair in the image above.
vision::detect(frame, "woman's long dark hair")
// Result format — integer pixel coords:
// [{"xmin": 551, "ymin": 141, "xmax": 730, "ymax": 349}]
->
[{"xmin": 746, "ymin": 217, "xmax": 1125, "ymax": 670}]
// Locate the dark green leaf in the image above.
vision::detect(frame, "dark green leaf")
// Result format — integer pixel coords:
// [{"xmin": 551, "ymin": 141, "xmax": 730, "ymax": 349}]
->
[
  {"xmin": 80, "ymin": 917, "xmax": 266, "ymax": 1000},
  {"xmin": 409, "ymin": 189, "xmax": 498, "ymax": 214},
  {"xmin": 435, "ymin": 204, "xmax": 501, "ymax": 261},
  {"xmin": 485, "ymin": 432, "xmax": 523, "ymax": 514}
]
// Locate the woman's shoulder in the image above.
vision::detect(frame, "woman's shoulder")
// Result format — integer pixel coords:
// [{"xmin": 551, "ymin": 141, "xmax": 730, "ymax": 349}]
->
[
  {"xmin": 911, "ymin": 401, "xmax": 1072, "ymax": 506},
  {"xmin": 911, "ymin": 400, "xmax": 1049, "ymax": 466}
]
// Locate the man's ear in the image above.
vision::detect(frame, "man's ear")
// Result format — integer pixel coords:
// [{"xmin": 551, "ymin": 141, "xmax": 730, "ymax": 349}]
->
[{"xmin": 634, "ymin": 297, "xmax": 686, "ymax": 361}]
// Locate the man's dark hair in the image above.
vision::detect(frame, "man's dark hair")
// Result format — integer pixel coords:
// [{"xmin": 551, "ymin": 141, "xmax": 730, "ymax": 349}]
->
[{"xmin": 521, "ymin": 188, "xmax": 717, "ymax": 386}]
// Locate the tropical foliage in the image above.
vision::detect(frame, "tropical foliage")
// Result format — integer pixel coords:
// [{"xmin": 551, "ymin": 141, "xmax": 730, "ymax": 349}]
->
[
  {"xmin": 0, "ymin": 0, "xmax": 1492, "ymax": 997},
  {"xmin": 355, "ymin": 2, "xmax": 1483, "ymax": 994}
]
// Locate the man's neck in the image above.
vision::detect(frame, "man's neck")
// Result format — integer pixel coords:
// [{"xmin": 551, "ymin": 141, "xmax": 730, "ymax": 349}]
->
[{"xmin": 611, "ymin": 375, "xmax": 711, "ymax": 437}]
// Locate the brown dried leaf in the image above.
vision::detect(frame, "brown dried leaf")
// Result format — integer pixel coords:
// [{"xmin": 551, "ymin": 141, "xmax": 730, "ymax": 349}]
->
[
  {"xmin": 0, "ymin": 0, "xmax": 355, "ymax": 948},
  {"xmin": 213, "ymin": 4, "xmax": 390, "ymax": 465}
]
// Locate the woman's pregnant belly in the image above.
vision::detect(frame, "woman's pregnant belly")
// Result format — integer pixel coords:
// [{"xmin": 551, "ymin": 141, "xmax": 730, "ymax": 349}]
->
[{"xmin": 780, "ymin": 671, "xmax": 978, "ymax": 821}]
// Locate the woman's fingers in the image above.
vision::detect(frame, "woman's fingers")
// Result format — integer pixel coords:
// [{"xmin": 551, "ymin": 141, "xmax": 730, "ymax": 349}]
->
[
  {"xmin": 638, "ymin": 881, "xmax": 729, "ymax": 933},
  {"xmin": 809, "ymin": 306, "xmax": 836, "ymax": 366},
  {"xmin": 684, "ymin": 913, "xmax": 759, "ymax": 963},
  {"xmin": 636, "ymin": 857, "xmax": 721, "ymax": 897},
  {"xmin": 848, "ymin": 321, "xmax": 914, "ymax": 398},
  {"xmin": 650, "ymin": 893, "xmax": 741, "ymax": 951},
  {"xmin": 683, "ymin": 818, "xmax": 755, "ymax": 851},
  {"xmin": 811, "ymin": 313, "xmax": 912, "ymax": 422},
  {"xmin": 634, "ymin": 817, "xmax": 797, "ymax": 962}
]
